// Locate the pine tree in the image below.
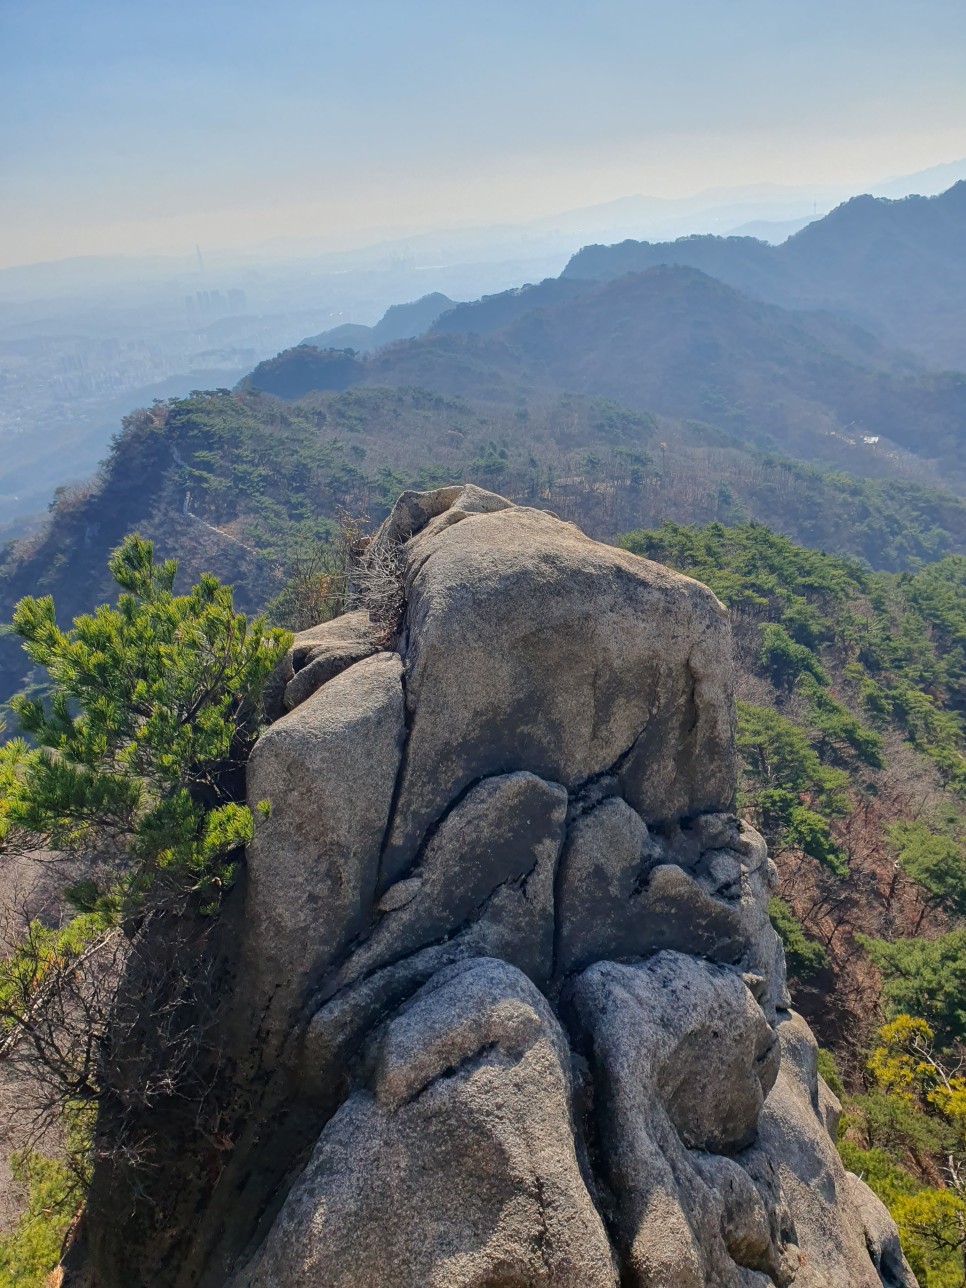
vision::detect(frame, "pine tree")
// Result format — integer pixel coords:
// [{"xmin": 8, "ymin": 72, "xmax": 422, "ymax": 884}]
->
[{"xmin": 0, "ymin": 533, "xmax": 290, "ymax": 915}]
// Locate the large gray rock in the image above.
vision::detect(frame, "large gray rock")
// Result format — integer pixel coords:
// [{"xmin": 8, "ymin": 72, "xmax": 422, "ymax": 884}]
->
[
  {"xmin": 380, "ymin": 496, "xmax": 736, "ymax": 883},
  {"xmin": 741, "ymin": 1010, "xmax": 918, "ymax": 1287},
  {"xmin": 232, "ymin": 488, "xmax": 917, "ymax": 1287},
  {"xmin": 240, "ymin": 651, "xmax": 405, "ymax": 1036},
  {"xmin": 569, "ymin": 951, "xmax": 782, "ymax": 1288},
  {"xmin": 233, "ymin": 959, "xmax": 618, "ymax": 1288},
  {"xmin": 77, "ymin": 487, "xmax": 917, "ymax": 1288}
]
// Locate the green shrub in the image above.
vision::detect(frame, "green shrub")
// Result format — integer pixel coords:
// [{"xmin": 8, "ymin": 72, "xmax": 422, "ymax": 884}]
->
[
  {"xmin": 0, "ymin": 1151, "xmax": 82, "ymax": 1286},
  {"xmin": 769, "ymin": 898, "xmax": 829, "ymax": 979},
  {"xmin": 817, "ymin": 1047, "xmax": 845, "ymax": 1099}
]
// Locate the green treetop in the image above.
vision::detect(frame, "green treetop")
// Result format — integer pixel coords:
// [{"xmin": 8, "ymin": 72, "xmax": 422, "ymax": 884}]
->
[{"xmin": 0, "ymin": 534, "xmax": 290, "ymax": 914}]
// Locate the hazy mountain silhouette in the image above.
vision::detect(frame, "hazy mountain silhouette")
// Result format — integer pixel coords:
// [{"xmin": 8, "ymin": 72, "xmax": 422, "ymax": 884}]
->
[
  {"xmin": 345, "ymin": 265, "xmax": 962, "ymax": 481},
  {"xmin": 562, "ymin": 183, "xmax": 966, "ymax": 369},
  {"xmin": 300, "ymin": 292, "xmax": 458, "ymax": 352}
]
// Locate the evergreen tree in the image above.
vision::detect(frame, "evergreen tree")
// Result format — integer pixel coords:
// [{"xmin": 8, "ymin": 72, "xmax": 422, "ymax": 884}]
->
[
  {"xmin": 0, "ymin": 533, "xmax": 290, "ymax": 916},
  {"xmin": 0, "ymin": 535, "xmax": 290, "ymax": 1285}
]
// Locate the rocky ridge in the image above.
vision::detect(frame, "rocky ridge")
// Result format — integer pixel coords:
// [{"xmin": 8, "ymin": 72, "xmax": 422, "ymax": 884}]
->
[{"xmin": 84, "ymin": 485, "xmax": 918, "ymax": 1286}]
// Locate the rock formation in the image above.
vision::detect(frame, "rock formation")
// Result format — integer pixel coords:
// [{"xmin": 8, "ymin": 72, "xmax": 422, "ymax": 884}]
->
[{"xmin": 84, "ymin": 485, "xmax": 919, "ymax": 1285}]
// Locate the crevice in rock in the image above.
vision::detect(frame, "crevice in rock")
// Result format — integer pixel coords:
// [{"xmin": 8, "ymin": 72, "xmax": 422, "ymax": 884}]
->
[
  {"xmin": 550, "ymin": 879, "xmax": 566, "ymax": 985},
  {"xmin": 531, "ymin": 1173, "xmax": 555, "ymax": 1278},
  {"xmin": 683, "ymin": 652, "xmax": 701, "ymax": 738},
  {"xmin": 404, "ymin": 1040, "xmax": 505, "ymax": 1105},
  {"xmin": 309, "ymin": 853, "xmax": 544, "ymax": 1015},
  {"xmin": 372, "ymin": 653, "xmax": 414, "ymax": 892},
  {"xmin": 568, "ymin": 1049, "xmax": 625, "ymax": 1273},
  {"xmin": 565, "ymin": 772, "xmax": 622, "ymax": 825},
  {"xmin": 628, "ymin": 860, "xmax": 656, "ymax": 901},
  {"xmin": 375, "ymin": 763, "xmax": 559, "ymax": 901}
]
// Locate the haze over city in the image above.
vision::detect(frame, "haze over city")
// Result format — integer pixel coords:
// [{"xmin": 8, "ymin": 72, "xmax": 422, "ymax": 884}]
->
[{"xmin": 3, "ymin": 0, "xmax": 965, "ymax": 266}]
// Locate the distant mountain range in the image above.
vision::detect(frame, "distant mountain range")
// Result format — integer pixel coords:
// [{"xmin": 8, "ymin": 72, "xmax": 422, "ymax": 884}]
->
[
  {"xmin": 246, "ymin": 226, "xmax": 966, "ymax": 488},
  {"xmin": 274, "ymin": 181, "xmax": 966, "ymax": 388},
  {"xmin": 300, "ymin": 292, "xmax": 457, "ymax": 353},
  {"xmin": 4, "ymin": 168, "xmax": 963, "ymax": 538},
  {"xmin": 363, "ymin": 266, "xmax": 965, "ymax": 474},
  {"xmin": 236, "ymin": 181, "xmax": 966, "ymax": 484},
  {"xmin": 5, "ymin": 176, "xmax": 966, "ymax": 711},
  {"xmin": 563, "ymin": 182, "xmax": 966, "ymax": 369}
]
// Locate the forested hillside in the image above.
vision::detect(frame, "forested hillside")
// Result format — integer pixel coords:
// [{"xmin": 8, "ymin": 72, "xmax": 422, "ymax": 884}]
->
[
  {"xmin": 3, "ymin": 382, "xmax": 966, "ymax": 712},
  {"xmin": 621, "ymin": 521, "xmax": 966, "ymax": 1283},
  {"xmin": 249, "ymin": 268, "xmax": 966, "ymax": 488}
]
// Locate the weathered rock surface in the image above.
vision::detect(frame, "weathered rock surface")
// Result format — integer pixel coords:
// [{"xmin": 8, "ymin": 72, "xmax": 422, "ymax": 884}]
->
[
  {"xmin": 330, "ymin": 770, "xmax": 568, "ymax": 994},
  {"xmin": 381, "ymin": 497, "xmax": 737, "ymax": 882},
  {"xmin": 234, "ymin": 960, "xmax": 618, "ymax": 1288},
  {"xmin": 73, "ymin": 486, "xmax": 917, "ymax": 1287},
  {"xmin": 740, "ymin": 1010, "xmax": 918, "ymax": 1287},
  {"xmin": 553, "ymin": 800, "xmax": 786, "ymax": 1005},
  {"xmin": 569, "ymin": 952, "xmax": 782, "ymax": 1287},
  {"xmin": 241, "ymin": 650, "xmax": 405, "ymax": 1034},
  {"xmin": 262, "ymin": 608, "xmax": 379, "ymax": 720}
]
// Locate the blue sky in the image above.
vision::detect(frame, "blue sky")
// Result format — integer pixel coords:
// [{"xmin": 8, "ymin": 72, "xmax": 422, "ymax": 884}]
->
[{"xmin": 2, "ymin": 0, "xmax": 965, "ymax": 266}]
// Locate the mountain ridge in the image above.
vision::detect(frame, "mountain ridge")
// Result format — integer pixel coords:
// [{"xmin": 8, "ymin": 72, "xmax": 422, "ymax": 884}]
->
[
  {"xmin": 279, "ymin": 265, "xmax": 966, "ymax": 486},
  {"xmin": 563, "ymin": 182, "xmax": 966, "ymax": 368},
  {"xmin": 300, "ymin": 291, "xmax": 458, "ymax": 354}
]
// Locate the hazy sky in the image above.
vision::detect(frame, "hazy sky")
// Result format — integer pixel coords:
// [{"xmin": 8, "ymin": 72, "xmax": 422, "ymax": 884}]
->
[{"xmin": 2, "ymin": 0, "xmax": 965, "ymax": 268}]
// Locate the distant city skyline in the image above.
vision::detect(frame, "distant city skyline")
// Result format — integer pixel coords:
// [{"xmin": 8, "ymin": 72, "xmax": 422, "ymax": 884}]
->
[{"xmin": 2, "ymin": 0, "xmax": 965, "ymax": 268}]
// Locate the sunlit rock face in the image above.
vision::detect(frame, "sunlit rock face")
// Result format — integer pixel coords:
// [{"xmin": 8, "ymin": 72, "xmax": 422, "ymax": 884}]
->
[{"xmin": 227, "ymin": 486, "xmax": 916, "ymax": 1287}]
